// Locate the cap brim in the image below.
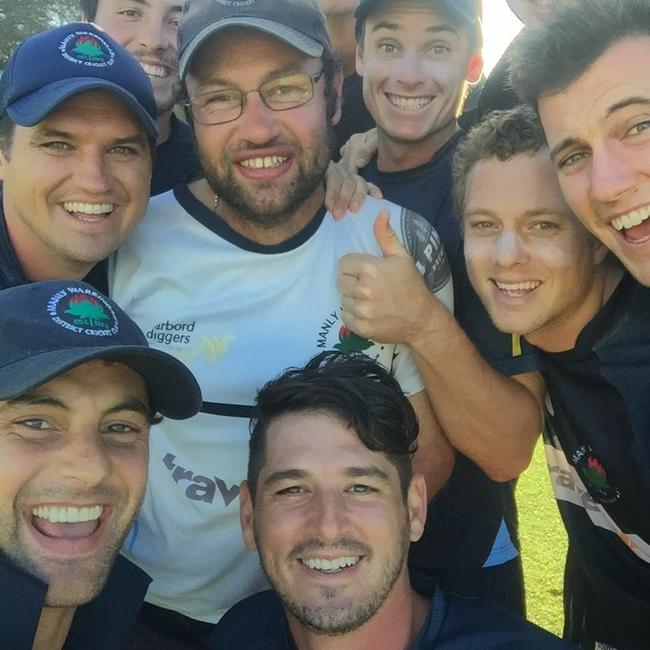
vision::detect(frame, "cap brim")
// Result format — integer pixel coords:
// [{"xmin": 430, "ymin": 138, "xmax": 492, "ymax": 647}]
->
[
  {"xmin": 0, "ymin": 346, "xmax": 202, "ymax": 420},
  {"xmin": 7, "ymin": 77, "xmax": 159, "ymax": 140},
  {"xmin": 180, "ymin": 18, "xmax": 324, "ymax": 79}
]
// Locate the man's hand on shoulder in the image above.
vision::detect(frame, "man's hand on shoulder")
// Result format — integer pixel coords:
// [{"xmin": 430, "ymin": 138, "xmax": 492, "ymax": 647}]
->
[
  {"xmin": 325, "ymin": 160, "xmax": 382, "ymax": 219},
  {"xmin": 338, "ymin": 210, "xmax": 444, "ymax": 346}
]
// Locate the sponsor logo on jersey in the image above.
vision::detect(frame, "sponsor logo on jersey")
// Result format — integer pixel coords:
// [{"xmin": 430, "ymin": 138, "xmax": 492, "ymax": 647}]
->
[
  {"xmin": 163, "ymin": 453, "xmax": 240, "ymax": 506},
  {"xmin": 572, "ymin": 445, "xmax": 620, "ymax": 504},
  {"xmin": 60, "ymin": 31, "xmax": 115, "ymax": 68},
  {"xmin": 47, "ymin": 286, "xmax": 119, "ymax": 336}
]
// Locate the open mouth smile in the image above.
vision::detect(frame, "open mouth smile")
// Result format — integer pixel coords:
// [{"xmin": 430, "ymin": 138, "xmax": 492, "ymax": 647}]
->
[
  {"xmin": 386, "ymin": 93, "xmax": 433, "ymax": 112},
  {"xmin": 493, "ymin": 280, "xmax": 542, "ymax": 298},
  {"xmin": 300, "ymin": 555, "xmax": 362, "ymax": 574}
]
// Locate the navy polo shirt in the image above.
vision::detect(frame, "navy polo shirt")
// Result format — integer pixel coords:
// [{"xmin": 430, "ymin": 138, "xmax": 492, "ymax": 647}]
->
[
  {"xmin": 211, "ymin": 572, "xmax": 573, "ymax": 649},
  {"xmin": 0, "ymin": 552, "xmax": 150, "ymax": 650}
]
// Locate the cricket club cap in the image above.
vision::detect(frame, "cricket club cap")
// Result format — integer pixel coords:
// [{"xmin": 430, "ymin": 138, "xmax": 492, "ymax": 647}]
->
[
  {"xmin": 355, "ymin": 0, "xmax": 482, "ymax": 34},
  {"xmin": 0, "ymin": 281, "xmax": 202, "ymax": 420},
  {"xmin": 179, "ymin": 0, "xmax": 332, "ymax": 80},
  {"xmin": 0, "ymin": 22, "xmax": 158, "ymax": 140}
]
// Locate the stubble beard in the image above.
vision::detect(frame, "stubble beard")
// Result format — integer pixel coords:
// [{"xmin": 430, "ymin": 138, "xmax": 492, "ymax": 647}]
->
[
  {"xmin": 256, "ymin": 520, "xmax": 411, "ymax": 636},
  {"xmin": 200, "ymin": 123, "xmax": 335, "ymax": 229}
]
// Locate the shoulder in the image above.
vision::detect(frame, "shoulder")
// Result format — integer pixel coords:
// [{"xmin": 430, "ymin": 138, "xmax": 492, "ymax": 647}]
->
[
  {"xmin": 211, "ymin": 590, "xmax": 289, "ymax": 649},
  {"xmin": 438, "ymin": 593, "xmax": 572, "ymax": 649}
]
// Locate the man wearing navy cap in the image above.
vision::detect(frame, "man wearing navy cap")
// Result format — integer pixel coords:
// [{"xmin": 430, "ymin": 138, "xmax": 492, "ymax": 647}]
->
[
  {"xmin": 0, "ymin": 22, "xmax": 158, "ymax": 292},
  {"xmin": 0, "ymin": 279, "xmax": 201, "ymax": 650}
]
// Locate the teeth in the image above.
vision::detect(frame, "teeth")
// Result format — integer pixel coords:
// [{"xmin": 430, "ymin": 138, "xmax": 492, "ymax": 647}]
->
[
  {"xmin": 140, "ymin": 63, "xmax": 167, "ymax": 78},
  {"xmin": 495, "ymin": 281, "xmax": 541, "ymax": 296},
  {"xmin": 302, "ymin": 556, "xmax": 360, "ymax": 572},
  {"xmin": 31, "ymin": 505, "xmax": 103, "ymax": 523},
  {"xmin": 64, "ymin": 202, "xmax": 113, "ymax": 215},
  {"xmin": 240, "ymin": 156, "xmax": 288, "ymax": 170},
  {"xmin": 612, "ymin": 206, "xmax": 650, "ymax": 231},
  {"xmin": 387, "ymin": 94, "xmax": 433, "ymax": 111}
]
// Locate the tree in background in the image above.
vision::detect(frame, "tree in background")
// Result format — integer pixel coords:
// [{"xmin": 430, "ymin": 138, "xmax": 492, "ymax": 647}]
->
[{"xmin": 0, "ymin": 0, "xmax": 79, "ymax": 67}]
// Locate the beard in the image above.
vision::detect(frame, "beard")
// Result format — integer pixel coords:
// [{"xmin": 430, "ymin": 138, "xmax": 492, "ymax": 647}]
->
[
  {"xmin": 256, "ymin": 519, "xmax": 411, "ymax": 636},
  {"xmin": 198, "ymin": 121, "xmax": 336, "ymax": 229}
]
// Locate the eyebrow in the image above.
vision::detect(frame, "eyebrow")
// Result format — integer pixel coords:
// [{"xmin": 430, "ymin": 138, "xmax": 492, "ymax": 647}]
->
[
  {"xmin": 370, "ymin": 21, "xmax": 458, "ymax": 36},
  {"xmin": 549, "ymin": 137, "xmax": 583, "ymax": 164},
  {"xmin": 32, "ymin": 129, "xmax": 148, "ymax": 148},
  {"xmin": 198, "ymin": 65, "xmax": 313, "ymax": 92},
  {"xmin": 464, "ymin": 208, "xmax": 567, "ymax": 219},
  {"xmin": 1, "ymin": 394, "xmax": 150, "ymax": 419},
  {"xmin": 607, "ymin": 96, "xmax": 650, "ymax": 117},
  {"xmin": 263, "ymin": 465, "xmax": 390, "ymax": 487}
]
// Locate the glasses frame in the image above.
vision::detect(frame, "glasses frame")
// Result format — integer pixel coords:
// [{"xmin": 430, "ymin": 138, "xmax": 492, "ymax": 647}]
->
[{"xmin": 184, "ymin": 70, "xmax": 325, "ymax": 126}]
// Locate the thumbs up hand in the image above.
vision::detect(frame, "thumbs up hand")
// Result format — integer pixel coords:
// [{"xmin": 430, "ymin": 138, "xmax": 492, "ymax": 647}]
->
[{"xmin": 337, "ymin": 209, "xmax": 435, "ymax": 346}]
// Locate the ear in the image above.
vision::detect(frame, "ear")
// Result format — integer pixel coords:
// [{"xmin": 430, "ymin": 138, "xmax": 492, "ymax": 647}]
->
[
  {"xmin": 239, "ymin": 481, "xmax": 257, "ymax": 550},
  {"xmin": 356, "ymin": 42, "xmax": 365, "ymax": 77},
  {"xmin": 330, "ymin": 68, "xmax": 345, "ymax": 127},
  {"xmin": 592, "ymin": 240, "xmax": 609, "ymax": 266},
  {"xmin": 406, "ymin": 474, "xmax": 427, "ymax": 543},
  {"xmin": 465, "ymin": 53, "xmax": 483, "ymax": 84}
]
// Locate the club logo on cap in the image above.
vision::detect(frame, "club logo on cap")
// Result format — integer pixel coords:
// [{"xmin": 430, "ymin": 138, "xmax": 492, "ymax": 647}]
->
[
  {"xmin": 47, "ymin": 286, "xmax": 119, "ymax": 337},
  {"xmin": 60, "ymin": 30, "xmax": 115, "ymax": 68}
]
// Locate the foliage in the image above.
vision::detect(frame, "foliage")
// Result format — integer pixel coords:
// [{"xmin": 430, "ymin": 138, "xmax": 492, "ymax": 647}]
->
[{"xmin": 0, "ymin": 0, "xmax": 80, "ymax": 67}]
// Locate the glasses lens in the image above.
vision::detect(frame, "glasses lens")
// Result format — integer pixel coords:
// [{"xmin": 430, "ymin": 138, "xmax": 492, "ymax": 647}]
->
[
  {"xmin": 193, "ymin": 89, "xmax": 242, "ymax": 124},
  {"xmin": 260, "ymin": 73, "xmax": 314, "ymax": 110}
]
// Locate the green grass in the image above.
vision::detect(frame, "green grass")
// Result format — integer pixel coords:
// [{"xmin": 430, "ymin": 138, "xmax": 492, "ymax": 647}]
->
[{"xmin": 516, "ymin": 439, "xmax": 568, "ymax": 637}]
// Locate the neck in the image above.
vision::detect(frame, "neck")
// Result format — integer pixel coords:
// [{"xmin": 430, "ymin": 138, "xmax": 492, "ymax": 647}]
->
[
  {"xmin": 526, "ymin": 261, "xmax": 625, "ymax": 353},
  {"xmin": 287, "ymin": 572, "xmax": 429, "ymax": 650},
  {"xmin": 32, "ymin": 606, "xmax": 75, "ymax": 650},
  {"xmin": 324, "ymin": 13, "xmax": 357, "ymax": 77},
  {"xmin": 376, "ymin": 121, "xmax": 459, "ymax": 173},
  {"xmin": 4, "ymin": 202, "xmax": 91, "ymax": 282},
  {"xmin": 157, "ymin": 109, "xmax": 173, "ymax": 145},
  {"xmin": 188, "ymin": 178, "xmax": 325, "ymax": 246}
]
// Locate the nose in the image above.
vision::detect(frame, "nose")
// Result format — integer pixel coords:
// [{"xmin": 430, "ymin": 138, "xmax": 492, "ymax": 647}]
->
[
  {"xmin": 136, "ymin": 15, "xmax": 171, "ymax": 52},
  {"xmin": 72, "ymin": 150, "xmax": 112, "ymax": 196},
  {"xmin": 310, "ymin": 489, "xmax": 350, "ymax": 541},
  {"xmin": 395, "ymin": 50, "xmax": 427, "ymax": 88},
  {"xmin": 59, "ymin": 431, "xmax": 112, "ymax": 488},
  {"xmin": 237, "ymin": 91, "xmax": 282, "ymax": 145},
  {"xmin": 590, "ymin": 141, "xmax": 637, "ymax": 206},
  {"xmin": 493, "ymin": 229, "xmax": 529, "ymax": 268}
]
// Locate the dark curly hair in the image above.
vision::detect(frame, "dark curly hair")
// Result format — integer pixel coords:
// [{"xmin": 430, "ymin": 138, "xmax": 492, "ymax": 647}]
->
[
  {"xmin": 452, "ymin": 105, "xmax": 546, "ymax": 217},
  {"xmin": 247, "ymin": 351, "xmax": 419, "ymax": 501}
]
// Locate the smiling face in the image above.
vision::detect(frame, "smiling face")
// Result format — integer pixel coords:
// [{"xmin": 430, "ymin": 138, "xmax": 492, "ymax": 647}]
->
[
  {"xmin": 240, "ymin": 410, "xmax": 425, "ymax": 635},
  {"xmin": 92, "ymin": 0, "xmax": 183, "ymax": 115},
  {"xmin": 463, "ymin": 151, "xmax": 607, "ymax": 350},
  {"xmin": 185, "ymin": 28, "xmax": 339, "ymax": 229},
  {"xmin": 0, "ymin": 360, "xmax": 149, "ymax": 606},
  {"xmin": 356, "ymin": 2, "xmax": 481, "ymax": 161},
  {"xmin": 538, "ymin": 36, "xmax": 650, "ymax": 287},
  {"xmin": 0, "ymin": 90, "xmax": 151, "ymax": 281}
]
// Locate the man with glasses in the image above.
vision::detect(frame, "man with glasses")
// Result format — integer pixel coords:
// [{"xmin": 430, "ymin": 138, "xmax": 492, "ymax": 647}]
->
[{"xmin": 110, "ymin": 0, "xmax": 453, "ymax": 646}]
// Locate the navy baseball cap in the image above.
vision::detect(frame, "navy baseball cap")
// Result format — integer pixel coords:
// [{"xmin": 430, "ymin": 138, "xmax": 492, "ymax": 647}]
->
[
  {"xmin": 0, "ymin": 22, "xmax": 158, "ymax": 140},
  {"xmin": 179, "ymin": 0, "xmax": 332, "ymax": 80},
  {"xmin": 355, "ymin": 0, "xmax": 482, "ymax": 34},
  {"xmin": 0, "ymin": 281, "xmax": 202, "ymax": 420}
]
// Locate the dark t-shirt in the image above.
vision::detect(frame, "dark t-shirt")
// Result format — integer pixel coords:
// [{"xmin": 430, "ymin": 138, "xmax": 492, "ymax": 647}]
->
[
  {"xmin": 151, "ymin": 114, "xmax": 199, "ymax": 196},
  {"xmin": 0, "ymin": 552, "xmax": 150, "ymax": 650},
  {"xmin": 333, "ymin": 73, "xmax": 375, "ymax": 158},
  {"xmin": 541, "ymin": 273, "xmax": 650, "ymax": 647},
  {"xmin": 211, "ymin": 573, "xmax": 573, "ymax": 649},
  {"xmin": 360, "ymin": 138, "xmax": 538, "ymax": 582}
]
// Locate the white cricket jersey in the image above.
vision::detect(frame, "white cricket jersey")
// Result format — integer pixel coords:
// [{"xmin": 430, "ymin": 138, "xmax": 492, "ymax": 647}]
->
[{"xmin": 109, "ymin": 186, "xmax": 453, "ymax": 622}]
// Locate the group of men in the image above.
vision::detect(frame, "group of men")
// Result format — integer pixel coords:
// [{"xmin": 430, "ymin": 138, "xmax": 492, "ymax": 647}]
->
[{"xmin": 0, "ymin": 0, "xmax": 649, "ymax": 648}]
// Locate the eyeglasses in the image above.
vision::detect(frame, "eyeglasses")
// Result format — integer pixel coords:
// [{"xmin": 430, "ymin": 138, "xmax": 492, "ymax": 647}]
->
[{"xmin": 184, "ymin": 70, "xmax": 324, "ymax": 126}]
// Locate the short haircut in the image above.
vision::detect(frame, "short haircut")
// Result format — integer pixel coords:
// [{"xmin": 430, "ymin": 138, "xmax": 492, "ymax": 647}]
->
[
  {"xmin": 247, "ymin": 351, "xmax": 419, "ymax": 501},
  {"xmin": 509, "ymin": 0, "xmax": 650, "ymax": 106},
  {"xmin": 0, "ymin": 114, "xmax": 15, "ymax": 158},
  {"xmin": 80, "ymin": 0, "xmax": 98, "ymax": 20},
  {"xmin": 452, "ymin": 105, "xmax": 546, "ymax": 216},
  {"xmin": 355, "ymin": 0, "xmax": 483, "ymax": 54}
]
